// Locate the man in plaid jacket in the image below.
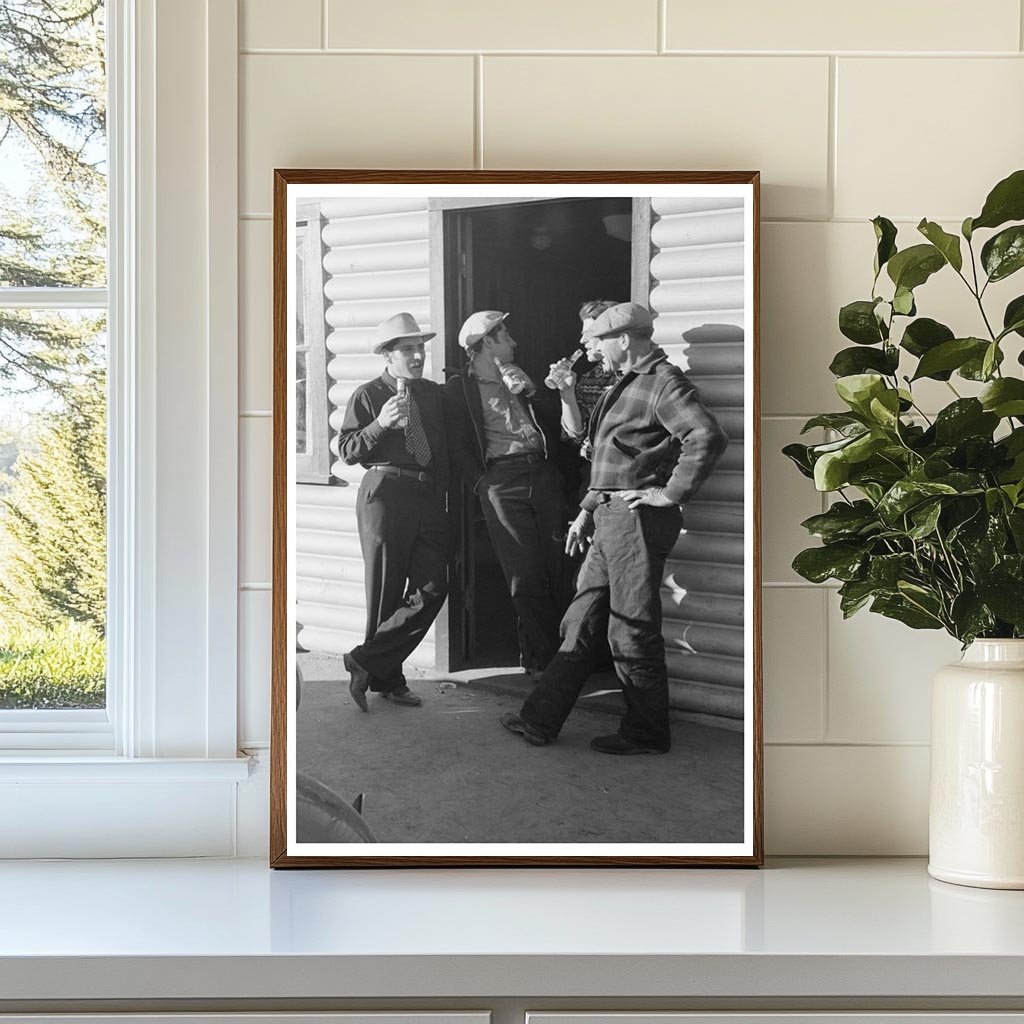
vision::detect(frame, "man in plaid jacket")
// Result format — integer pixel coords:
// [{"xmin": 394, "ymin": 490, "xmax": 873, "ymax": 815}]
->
[{"xmin": 500, "ymin": 302, "xmax": 729, "ymax": 755}]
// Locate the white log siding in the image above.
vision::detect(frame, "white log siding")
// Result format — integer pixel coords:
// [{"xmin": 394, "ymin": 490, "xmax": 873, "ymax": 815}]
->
[
  {"xmin": 648, "ymin": 196, "xmax": 746, "ymax": 724},
  {"xmin": 294, "ymin": 197, "xmax": 435, "ymax": 668}
]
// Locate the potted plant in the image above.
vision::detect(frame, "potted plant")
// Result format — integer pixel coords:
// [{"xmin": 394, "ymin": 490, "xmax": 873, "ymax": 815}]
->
[{"xmin": 785, "ymin": 169, "xmax": 1024, "ymax": 889}]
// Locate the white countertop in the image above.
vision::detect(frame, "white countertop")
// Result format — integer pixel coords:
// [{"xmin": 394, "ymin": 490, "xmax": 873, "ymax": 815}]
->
[{"xmin": 2, "ymin": 857, "xmax": 1024, "ymax": 1001}]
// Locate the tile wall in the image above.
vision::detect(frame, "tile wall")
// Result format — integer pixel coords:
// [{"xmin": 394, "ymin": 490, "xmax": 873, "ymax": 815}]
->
[{"xmin": 237, "ymin": 0, "xmax": 1024, "ymax": 852}]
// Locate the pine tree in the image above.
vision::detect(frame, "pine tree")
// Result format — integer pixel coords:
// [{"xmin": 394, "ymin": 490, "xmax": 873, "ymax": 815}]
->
[
  {"xmin": 0, "ymin": 373, "xmax": 105, "ymax": 632},
  {"xmin": 0, "ymin": 0, "xmax": 106, "ymax": 397}
]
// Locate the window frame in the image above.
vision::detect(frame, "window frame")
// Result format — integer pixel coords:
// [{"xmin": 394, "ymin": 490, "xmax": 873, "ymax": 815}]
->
[{"xmin": 0, "ymin": 0, "xmax": 241, "ymax": 766}]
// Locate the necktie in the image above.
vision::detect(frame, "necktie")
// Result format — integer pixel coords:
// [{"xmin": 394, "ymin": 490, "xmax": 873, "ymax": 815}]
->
[{"xmin": 404, "ymin": 389, "xmax": 432, "ymax": 467}]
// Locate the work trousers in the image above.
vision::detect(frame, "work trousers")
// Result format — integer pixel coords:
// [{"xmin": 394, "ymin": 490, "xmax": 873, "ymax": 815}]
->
[
  {"xmin": 477, "ymin": 457, "xmax": 565, "ymax": 674},
  {"xmin": 520, "ymin": 495, "xmax": 683, "ymax": 750},
  {"xmin": 350, "ymin": 469, "xmax": 449, "ymax": 691}
]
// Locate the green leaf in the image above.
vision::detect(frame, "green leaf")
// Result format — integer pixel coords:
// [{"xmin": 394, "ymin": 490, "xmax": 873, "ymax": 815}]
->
[
  {"xmin": 981, "ymin": 225, "xmax": 1024, "ymax": 282},
  {"xmin": 868, "ymin": 552, "xmax": 914, "ymax": 587},
  {"xmin": 838, "ymin": 579, "xmax": 879, "ymax": 618},
  {"xmin": 835, "ymin": 373, "xmax": 886, "ymax": 414},
  {"xmin": 962, "ymin": 216, "xmax": 974, "ymax": 241},
  {"xmin": 933, "ymin": 399, "xmax": 999, "ymax": 445},
  {"xmin": 887, "ymin": 244, "xmax": 946, "ymax": 291},
  {"xmin": 872, "ymin": 216, "xmax": 898, "ymax": 277},
  {"xmin": 800, "ymin": 413, "xmax": 866, "ymax": 435},
  {"xmin": 959, "ymin": 343, "xmax": 1004, "ymax": 381},
  {"xmin": 877, "ymin": 479, "xmax": 958, "ymax": 524},
  {"xmin": 814, "ymin": 451, "xmax": 851, "ymax": 491},
  {"xmin": 1008, "ymin": 508, "xmax": 1024, "ymax": 549},
  {"xmin": 782, "ymin": 442, "xmax": 815, "ymax": 479},
  {"xmin": 829, "ymin": 345, "xmax": 899, "ymax": 378},
  {"xmin": 892, "ymin": 286, "xmax": 916, "ymax": 316},
  {"xmin": 792, "ymin": 543, "xmax": 866, "ymax": 584},
  {"xmin": 971, "ymin": 168, "xmax": 1024, "ymax": 232},
  {"xmin": 980, "ymin": 378, "xmax": 1024, "ymax": 418},
  {"xmin": 845, "ymin": 432, "xmax": 888, "ymax": 465},
  {"xmin": 976, "ymin": 573, "xmax": 1024, "ymax": 629},
  {"xmin": 982, "ymin": 341, "xmax": 1001, "ymax": 381},
  {"xmin": 1002, "ymin": 295, "xmax": 1024, "ymax": 340},
  {"xmin": 911, "ymin": 337, "xmax": 987, "ymax": 381},
  {"xmin": 800, "ymin": 501, "xmax": 879, "ymax": 543},
  {"xmin": 949, "ymin": 593, "xmax": 996, "ymax": 644},
  {"xmin": 908, "ymin": 500, "xmax": 943, "ymax": 539},
  {"xmin": 917, "ymin": 219, "xmax": 963, "ymax": 272},
  {"xmin": 868, "ymin": 389, "xmax": 902, "ymax": 430},
  {"xmin": 900, "ymin": 318, "xmax": 955, "ymax": 368},
  {"xmin": 839, "ymin": 300, "xmax": 887, "ymax": 345}
]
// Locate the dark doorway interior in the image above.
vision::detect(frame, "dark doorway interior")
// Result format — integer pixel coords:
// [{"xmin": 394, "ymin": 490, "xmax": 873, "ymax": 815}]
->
[{"xmin": 444, "ymin": 197, "xmax": 632, "ymax": 669}]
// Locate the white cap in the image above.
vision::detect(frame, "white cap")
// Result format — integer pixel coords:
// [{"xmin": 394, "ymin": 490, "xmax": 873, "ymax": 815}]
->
[{"xmin": 458, "ymin": 310, "xmax": 509, "ymax": 350}]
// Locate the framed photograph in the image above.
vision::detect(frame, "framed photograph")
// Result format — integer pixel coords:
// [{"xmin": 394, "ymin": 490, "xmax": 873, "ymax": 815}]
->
[{"xmin": 271, "ymin": 170, "xmax": 762, "ymax": 867}]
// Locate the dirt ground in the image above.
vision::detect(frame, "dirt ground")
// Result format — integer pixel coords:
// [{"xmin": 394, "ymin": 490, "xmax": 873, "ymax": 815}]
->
[{"xmin": 296, "ymin": 653, "xmax": 745, "ymax": 845}]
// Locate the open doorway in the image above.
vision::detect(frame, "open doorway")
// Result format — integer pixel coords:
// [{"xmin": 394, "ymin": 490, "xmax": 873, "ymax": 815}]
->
[{"xmin": 443, "ymin": 197, "xmax": 633, "ymax": 670}]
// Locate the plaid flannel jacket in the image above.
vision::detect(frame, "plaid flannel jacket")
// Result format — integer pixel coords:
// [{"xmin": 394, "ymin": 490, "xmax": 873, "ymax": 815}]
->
[{"xmin": 580, "ymin": 346, "xmax": 729, "ymax": 512}]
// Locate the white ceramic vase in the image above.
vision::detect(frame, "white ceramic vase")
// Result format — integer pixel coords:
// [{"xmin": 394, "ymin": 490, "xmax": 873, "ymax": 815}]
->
[{"xmin": 929, "ymin": 639, "xmax": 1024, "ymax": 889}]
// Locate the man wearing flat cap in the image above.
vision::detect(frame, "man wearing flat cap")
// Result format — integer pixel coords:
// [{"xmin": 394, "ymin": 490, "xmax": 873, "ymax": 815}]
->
[
  {"xmin": 337, "ymin": 312, "xmax": 449, "ymax": 712},
  {"xmin": 500, "ymin": 302, "xmax": 729, "ymax": 755},
  {"xmin": 443, "ymin": 310, "xmax": 569, "ymax": 677}
]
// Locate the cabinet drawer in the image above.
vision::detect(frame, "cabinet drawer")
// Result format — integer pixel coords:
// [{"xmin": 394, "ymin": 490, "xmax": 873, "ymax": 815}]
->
[
  {"xmin": 529, "ymin": 1017, "xmax": 1024, "ymax": 1024},
  {"xmin": 0, "ymin": 1016, "xmax": 490, "ymax": 1024}
]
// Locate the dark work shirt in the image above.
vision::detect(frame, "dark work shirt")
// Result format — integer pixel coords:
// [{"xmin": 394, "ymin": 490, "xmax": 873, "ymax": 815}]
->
[
  {"xmin": 337, "ymin": 371, "xmax": 448, "ymax": 487},
  {"xmin": 581, "ymin": 346, "xmax": 728, "ymax": 511}
]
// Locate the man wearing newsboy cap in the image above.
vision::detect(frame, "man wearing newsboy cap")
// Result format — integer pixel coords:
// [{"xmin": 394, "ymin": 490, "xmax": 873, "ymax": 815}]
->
[
  {"xmin": 443, "ymin": 310, "xmax": 567, "ymax": 678},
  {"xmin": 500, "ymin": 302, "xmax": 729, "ymax": 755},
  {"xmin": 336, "ymin": 312, "xmax": 449, "ymax": 712}
]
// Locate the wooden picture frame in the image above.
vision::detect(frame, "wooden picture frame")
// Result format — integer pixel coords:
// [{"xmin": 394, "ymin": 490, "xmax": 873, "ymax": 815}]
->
[{"xmin": 271, "ymin": 170, "xmax": 762, "ymax": 867}]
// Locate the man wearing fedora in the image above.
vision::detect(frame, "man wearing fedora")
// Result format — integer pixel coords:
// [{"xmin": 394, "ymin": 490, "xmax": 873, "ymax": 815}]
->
[
  {"xmin": 500, "ymin": 302, "xmax": 729, "ymax": 755},
  {"xmin": 443, "ymin": 310, "xmax": 568, "ymax": 678},
  {"xmin": 337, "ymin": 312, "xmax": 449, "ymax": 712}
]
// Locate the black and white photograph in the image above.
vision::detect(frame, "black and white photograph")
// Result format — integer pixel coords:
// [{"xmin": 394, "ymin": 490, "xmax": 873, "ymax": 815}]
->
[{"xmin": 272, "ymin": 171, "xmax": 762, "ymax": 866}]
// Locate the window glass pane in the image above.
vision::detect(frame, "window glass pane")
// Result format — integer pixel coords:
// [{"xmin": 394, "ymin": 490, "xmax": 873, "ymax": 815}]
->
[
  {"xmin": 0, "ymin": 1, "xmax": 107, "ymax": 288},
  {"xmin": 0, "ymin": 309, "xmax": 106, "ymax": 709},
  {"xmin": 295, "ymin": 238, "xmax": 308, "ymax": 454},
  {"xmin": 295, "ymin": 350, "xmax": 308, "ymax": 454}
]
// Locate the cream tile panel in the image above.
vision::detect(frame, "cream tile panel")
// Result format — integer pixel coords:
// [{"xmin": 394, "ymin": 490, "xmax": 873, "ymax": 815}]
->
[
  {"xmin": 836, "ymin": 59, "xmax": 1024, "ymax": 220},
  {"xmin": 240, "ymin": 416, "xmax": 273, "ymax": 586},
  {"xmin": 241, "ymin": 56, "xmax": 474, "ymax": 213},
  {"xmin": 766, "ymin": 744, "xmax": 929, "ymax": 854},
  {"xmin": 241, "ymin": 220, "xmax": 272, "ymax": 411},
  {"xmin": 239, "ymin": 590, "xmax": 272, "ymax": 747},
  {"xmin": 763, "ymin": 588, "xmax": 825, "ymax": 743},
  {"xmin": 666, "ymin": 0, "xmax": 1020, "ymax": 53},
  {"xmin": 483, "ymin": 57, "xmax": 830, "ymax": 219},
  {"xmin": 241, "ymin": 0, "xmax": 321, "ymax": 50},
  {"xmin": 827, "ymin": 599, "xmax": 962, "ymax": 744},
  {"xmin": 763, "ymin": 221, "xmax": 1022, "ymax": 415},
  {"xmin": 761, "ymin": 418, "xmax": 824, "ymax": 584},
  {"xmin": 328, "ymin": 0, "xmax": 657, "ymax": 51}
]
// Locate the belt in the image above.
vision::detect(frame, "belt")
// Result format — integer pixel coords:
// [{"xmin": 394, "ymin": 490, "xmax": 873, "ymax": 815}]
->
[
  {"xmin": 369, "ymin": 465, "xmax": 434, "ymax": 485},
  {"xmin": 487, "ymin": 451, "xmax": 546, "ymax": 468}
]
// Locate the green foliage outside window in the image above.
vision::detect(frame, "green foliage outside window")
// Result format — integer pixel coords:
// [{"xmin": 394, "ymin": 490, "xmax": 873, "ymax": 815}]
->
[{"xmin": 0, "ymin": 1, "xmax": 107, "ymax": 708}]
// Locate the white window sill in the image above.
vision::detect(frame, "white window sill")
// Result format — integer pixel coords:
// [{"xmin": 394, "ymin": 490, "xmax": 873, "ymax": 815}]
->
[{"xmin": 0, "ymin": 755, "xmax": 252, "ymax": 782}]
